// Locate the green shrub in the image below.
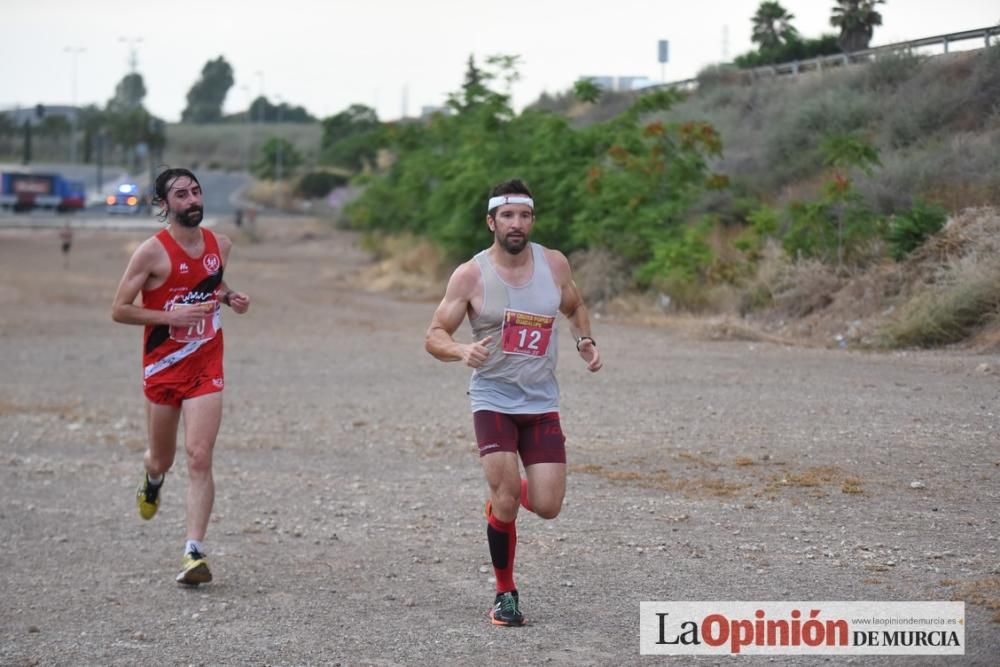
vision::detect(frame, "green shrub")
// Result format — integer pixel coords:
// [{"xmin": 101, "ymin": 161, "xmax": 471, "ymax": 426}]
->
[
  {"xmin": 734, "ymin": 34, "xmax": 841, "ymax": 68},
  {"xmin": 763, "ymin": 88, "xmax": 877, "ymax": 186},
  {"xmin": 296, "ymin": 171, "xmax": 349, "ymax": 198},
  {"xmin": 733, "ymin": 205, "xmax": 780, "ymax": 256},
  {"xmin": 251, "ymin": 137, "xmax": 302, "ymax": 180},
  {"xmin": 884, "ymin": 199, "xmax": 947, "ymax": 260},
  {"xmin": 863, "ymin": 51, "xmax": 925, "ymax": 91},
  {"xmin": 781, "ymin": 194, "xmax": 883, "ymax": 265}
]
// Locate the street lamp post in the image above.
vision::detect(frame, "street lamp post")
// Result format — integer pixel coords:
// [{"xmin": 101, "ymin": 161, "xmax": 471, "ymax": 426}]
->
[
  {"xmin": 64, "ymin": 46, "xmax": 86, "ymax": 163},
  {"xmin": 275, "ymin": 97, "xmax": 284, "ymax": 182},
  {"xmin": 240, "ymin": 84, "xmax": 251, "ymax": 174},
  {"xmin": 274, "ymin": 95, "xmax": 284, "ymax": 209},
  {"xmin": 119, "ymin": 36, "xmax": 143, "ymax": 74}
]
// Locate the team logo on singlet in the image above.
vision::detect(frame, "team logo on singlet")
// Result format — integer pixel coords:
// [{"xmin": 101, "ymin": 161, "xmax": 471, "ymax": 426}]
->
[
  {"xmin": 203, "ymin": 253, "xmax": 221, "ymax": 274},
  {"xmin": 179, "ymin": 262, "xmax": 189, "ymax": 273}
]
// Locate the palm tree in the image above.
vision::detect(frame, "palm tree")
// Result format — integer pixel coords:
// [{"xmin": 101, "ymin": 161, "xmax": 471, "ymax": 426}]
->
[
  {"xmin": 751, "ymin": 1, "xmax": 799, "ymax": 51},
  {"xmin": 831, "ymin": 0, "xmax": 886, "ymax": 53}
]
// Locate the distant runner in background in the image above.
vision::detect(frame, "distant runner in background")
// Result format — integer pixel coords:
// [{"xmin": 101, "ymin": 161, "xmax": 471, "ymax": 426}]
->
[
  {"xmin": 111, "ymin": 167, "xmax": 250, "ymax": 586},
  {"xmin": 425, "ymin": 178, "xmax": 602, "ymax": 626},
  {"xmin": 59, "ymin": 223, "xmax": 73, "ymax": 269}
]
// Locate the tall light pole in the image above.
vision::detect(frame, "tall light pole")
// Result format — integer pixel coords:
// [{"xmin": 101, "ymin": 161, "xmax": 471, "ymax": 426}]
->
[
  {"xmin": 274, "ymin": 94, "xmax": 284, "ymax": 208},
  {"xmin": 119, "ymin": 36, "xmax": 143, "ymax": 74},
  {"xmin": 64, "ymin": 46, "xmax": 86, "ymax": 163},
  {"xmin": 240, "ymin": 85, "xmax": 251, "ymax": 174}
]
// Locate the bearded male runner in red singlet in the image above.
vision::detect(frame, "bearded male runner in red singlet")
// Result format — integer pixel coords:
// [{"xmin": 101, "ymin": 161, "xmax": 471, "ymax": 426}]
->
[{"xmin": 111, "ymin": 167, "xmax": 250, "ymax": 585}]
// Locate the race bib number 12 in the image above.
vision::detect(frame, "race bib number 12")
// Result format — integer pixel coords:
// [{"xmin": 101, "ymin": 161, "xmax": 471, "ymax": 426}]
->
[{"xmin": 501, "ymin": 308, "xmax": 555, "ymax": 357}]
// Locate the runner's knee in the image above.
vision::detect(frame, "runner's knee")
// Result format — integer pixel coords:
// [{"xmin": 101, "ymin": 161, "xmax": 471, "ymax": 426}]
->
[
  {"xmin": 533, "ymin": 496, "xmax": 563, "ymax": 520},
  {"xmin": 490, "ymin": 490, "xmax": 520, "ymax": 519},
  {"xmin": 184, "ymin": 442, "xmax": 214, "ymax": 474}
]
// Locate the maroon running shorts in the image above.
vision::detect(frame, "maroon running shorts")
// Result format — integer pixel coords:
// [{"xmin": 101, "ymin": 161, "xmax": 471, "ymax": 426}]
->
[{"xmin": 473, "ymin": 410, "xmax": 566, "ymax": 466}]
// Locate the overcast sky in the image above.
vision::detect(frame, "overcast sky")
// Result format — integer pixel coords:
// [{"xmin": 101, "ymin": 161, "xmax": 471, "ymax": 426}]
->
[{"xmin": 2, "ymin": 0, "xmax": 997, "ymax": 123}]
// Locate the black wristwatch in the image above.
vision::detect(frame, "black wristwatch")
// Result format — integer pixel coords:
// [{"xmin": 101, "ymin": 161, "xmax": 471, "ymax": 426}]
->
[{"xmin": 575, "ymin": 336, "xmax": 596, "ymax": 351}]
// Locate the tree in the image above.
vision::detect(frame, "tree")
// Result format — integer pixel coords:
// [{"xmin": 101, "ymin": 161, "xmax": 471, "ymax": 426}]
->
[
  {"xmin": 320, "ymin": 104, "xmax": 384, "ymax": 171},
  {"xmin": 73, "ymin": 105, "xmax": 112, "ymax": 164},
  {"xmin": 831, "ymin": 0, "xmax": 885, "ymax": 53},
  {"xmin": 181, "ymin": 56, "xmax": 234, "ymax": 123},
  {"xmin": 252, "ymin": 137, "xmax": 302, "ymax": 180},
  {"xmin": 107, "ymin": 73, "xmax": 146, "ymax": 113},
  {"xmin": 446, "ymin": 54, "xmax": 517, "ymax": 115},
  {"xmin": 245, "ymin": 96, "xmax": 315, "ymax": 123},
  {"xmin": 751, "ymin": 1, "xmax": 799, "ymax": 51},
  {"xmin": 344, "ymin": 55, "xmax": 725, "ymax": 286},
  {"xmin": 573, "ymin": 79, "xmax": 603, "ymax": 104},
  {"xmin": 102, "ymin": 73, "xmax": 165, "ymax": 168},
  {"xmin": 449, "ymin": 55, "xmax": 491, "ymax": 112}
]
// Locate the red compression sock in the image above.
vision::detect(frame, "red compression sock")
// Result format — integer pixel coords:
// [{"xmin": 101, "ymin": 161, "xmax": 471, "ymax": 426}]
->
[{"xmin": 487, "ymin": 512, "xmax": 517, "ymax": 593}]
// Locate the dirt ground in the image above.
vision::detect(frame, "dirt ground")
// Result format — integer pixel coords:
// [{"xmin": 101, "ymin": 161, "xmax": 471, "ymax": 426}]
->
[{"xmin": 1, "ymin": 216, "xmax": 998, "ymax": 666}]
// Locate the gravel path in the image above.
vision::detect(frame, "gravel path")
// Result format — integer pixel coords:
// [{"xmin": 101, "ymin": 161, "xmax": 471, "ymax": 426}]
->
[{"xmin": 1, "ymin": 218, "xmax": 998, "ymax": 666}]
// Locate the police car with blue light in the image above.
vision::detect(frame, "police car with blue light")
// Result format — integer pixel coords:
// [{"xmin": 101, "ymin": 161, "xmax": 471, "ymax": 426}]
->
[{"xmin": 106, "ymin": 183, "xmax": 148, "ymax": 214}]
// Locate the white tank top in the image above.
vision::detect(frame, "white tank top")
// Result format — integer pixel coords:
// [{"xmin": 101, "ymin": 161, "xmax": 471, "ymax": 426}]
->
[{"xmin": 468, "ymin": 242, "xmax": 561, "ymax": 414}]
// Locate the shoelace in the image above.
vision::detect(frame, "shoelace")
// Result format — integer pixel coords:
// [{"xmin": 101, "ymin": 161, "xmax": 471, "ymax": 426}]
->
[
  {"xmin": 187, "ymin": 549, "xmax": 206, "ymax": 562},
  {"xmin": 497, "ymin": 594, "xmax": 520, "ymax": 615}
]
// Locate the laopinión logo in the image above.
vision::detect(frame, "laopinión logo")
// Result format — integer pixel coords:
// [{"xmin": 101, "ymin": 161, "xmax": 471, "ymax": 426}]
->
[{"xmin": 640, "ymin": 601, "xmax": 964, "ymax": 656}]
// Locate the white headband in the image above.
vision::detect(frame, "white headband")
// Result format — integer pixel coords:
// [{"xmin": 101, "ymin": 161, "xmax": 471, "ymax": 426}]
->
[{"xmin": 488, "ymin": 195, "xmax": 534, "ymax": 211}]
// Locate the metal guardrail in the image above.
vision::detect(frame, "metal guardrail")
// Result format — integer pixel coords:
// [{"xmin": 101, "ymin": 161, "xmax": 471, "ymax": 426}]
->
[{"xmin": 646, "ymin": 25, "xmax": 1000, "ymax": 91}]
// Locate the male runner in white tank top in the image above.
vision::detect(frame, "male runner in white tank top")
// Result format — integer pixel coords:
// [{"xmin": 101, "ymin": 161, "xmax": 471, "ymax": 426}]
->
[{"xmin": 425, "ymin": 178, "xmax": 602, "ymax": 626}]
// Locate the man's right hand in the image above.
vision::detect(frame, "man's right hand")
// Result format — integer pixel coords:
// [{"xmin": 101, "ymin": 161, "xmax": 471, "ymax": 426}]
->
[
  {"xmin": 462, "ymin": 335, "xmax": 493, "ymax": 368},
  {"xmin": 168, "ymin": 302, "xmax": 214, "ymax": 327}
]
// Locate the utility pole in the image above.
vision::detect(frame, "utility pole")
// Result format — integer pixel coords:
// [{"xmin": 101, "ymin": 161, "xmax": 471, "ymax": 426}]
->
[
  {"xmin": 275, "ymin": 95, "xmax": 284, "ymax": 208},
  {"xmin": 119, "ymin": 36, "xmax": 143, "ymax": 73},
  {"xmin": 64, "ymin": 46, "xmax": 86, "ymax": 163},
  {"xmin": 240, "ymin": 85, "xmax": 251, "ymax": 174},
  {"xmin": 22, "ymin": 119, "xmax": 32, "ymax": 165}
]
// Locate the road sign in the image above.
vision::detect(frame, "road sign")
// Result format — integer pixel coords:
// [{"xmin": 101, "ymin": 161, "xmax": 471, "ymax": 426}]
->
[{"xmin": 658, "ymin": 40, "xmax": 670, "ymax": 64}]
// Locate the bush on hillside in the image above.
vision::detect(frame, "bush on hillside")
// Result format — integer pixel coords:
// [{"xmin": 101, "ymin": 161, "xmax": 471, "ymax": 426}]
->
[
  {"xmin": 862, "ymin": 51, "xmax": 925, "ymax": 91},
  {"xmin": 884, "ymin": 200, "xmax": 947, "ymax": 260},
  {"xmin": 733, "ymin": 35, "xmax": 841, "ymax": 68},
  {"xmin": 764, "ymin": 89, "xmax": 877, "ymax": 186},
  {"xmin": 296, "ymin": 171, "xmax": 349, "ymax": 199},
  {"xmin": 347, "ymin": 57, "xmax": 725, "ymax": 293}
]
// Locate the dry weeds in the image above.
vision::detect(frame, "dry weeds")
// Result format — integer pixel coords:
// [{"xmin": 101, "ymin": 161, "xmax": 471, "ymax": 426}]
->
[{"xmin": 946, "ymin": 577, "xmax": 1000, "ymax": 624}]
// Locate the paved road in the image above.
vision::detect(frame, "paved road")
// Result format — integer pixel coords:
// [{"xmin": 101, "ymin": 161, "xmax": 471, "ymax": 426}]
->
[{"xmin": 0, "ymin": 166, "xmax": 252, "ymax": 229}]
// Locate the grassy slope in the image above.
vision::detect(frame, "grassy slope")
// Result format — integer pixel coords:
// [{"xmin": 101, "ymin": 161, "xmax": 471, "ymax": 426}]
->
[{"xmin": 577, "ymin": 48, "xmax": 1000, "ymax": 349}]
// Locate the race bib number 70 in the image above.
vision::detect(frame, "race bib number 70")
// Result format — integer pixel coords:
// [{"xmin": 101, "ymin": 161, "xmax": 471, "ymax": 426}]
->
[
  {"xmin": 168, "ymin": 301, "xmax": 218, "ymax": 343},
  {"xmin": 501, "ymin": 308, "xmax": 555, "ymax": 357}
]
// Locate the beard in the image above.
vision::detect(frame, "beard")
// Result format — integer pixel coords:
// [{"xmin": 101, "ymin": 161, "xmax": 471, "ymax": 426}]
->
[
  {"xmin": 499, "ymin": 231, "xmax": 528, "ymax": 255},
  {"xmin": 175, "ymin": 206, "xmax": 204, "ymax": 228}
]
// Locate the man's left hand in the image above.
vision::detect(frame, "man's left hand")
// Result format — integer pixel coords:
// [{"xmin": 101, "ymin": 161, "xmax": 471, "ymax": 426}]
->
[
  {"xmin": 227, "ymin": 291, "xmax": 250, "ymax": 314},
  {"xmin": 579, "ymin": 340, "xmax": 602, "ymax": 372}
]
